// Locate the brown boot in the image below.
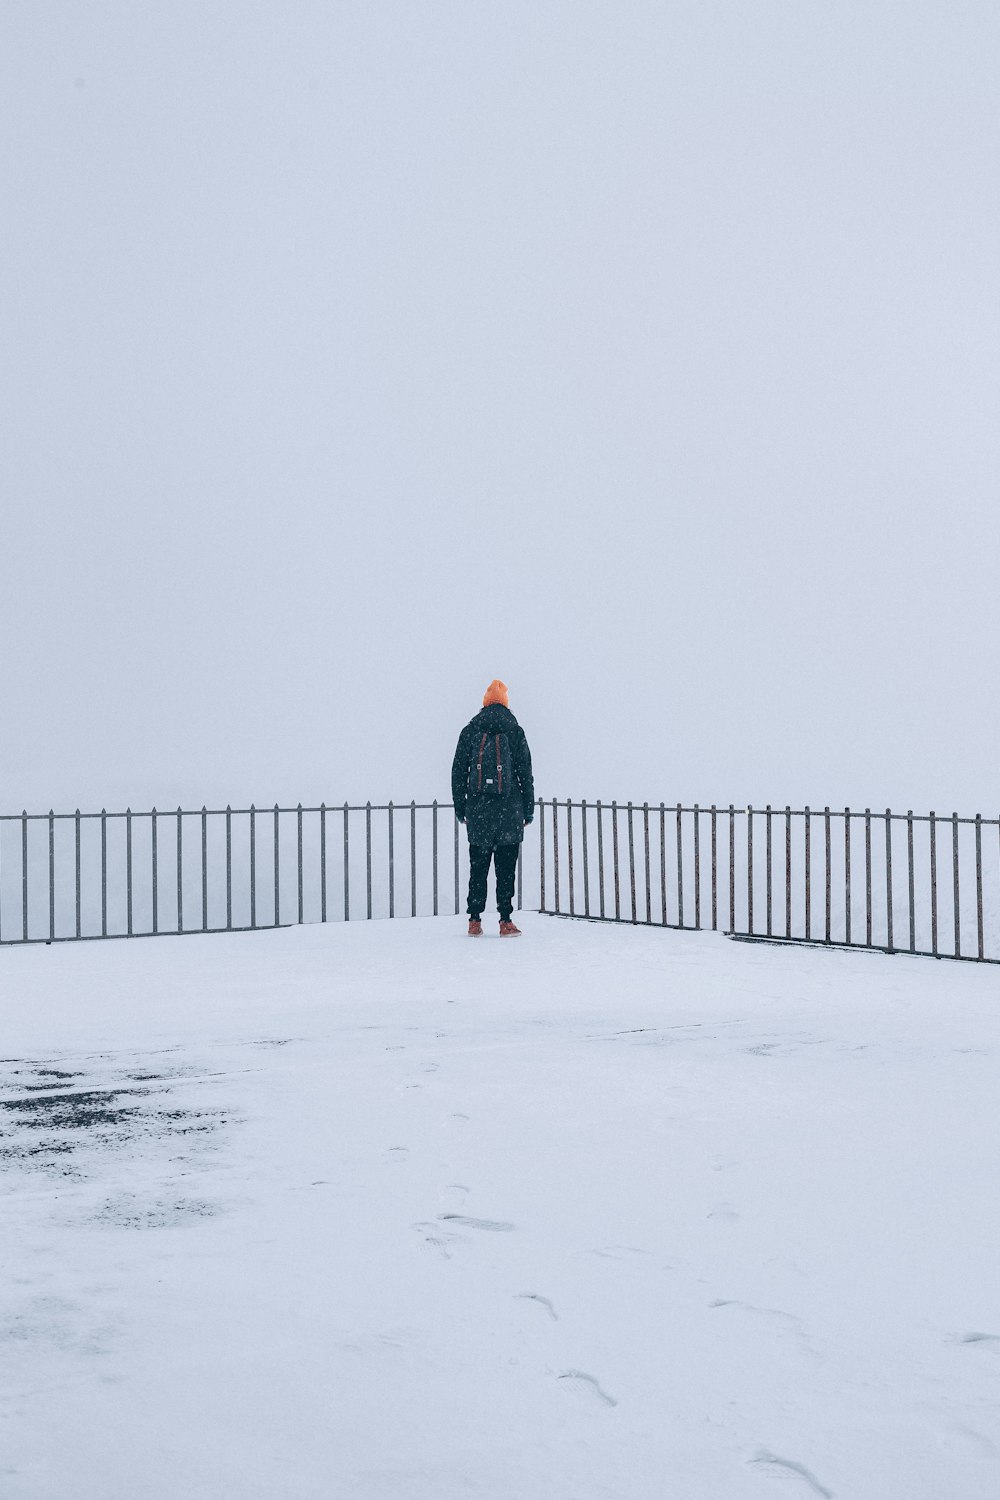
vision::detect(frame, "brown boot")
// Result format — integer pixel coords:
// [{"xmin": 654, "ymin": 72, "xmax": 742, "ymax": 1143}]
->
[
  {"xmin": 468, "ymin": 918, "xmax": 483, "ymax": 936},
  {"xmin": 499, "ymin": 919, "xmax": 521, "ymax": 936}
]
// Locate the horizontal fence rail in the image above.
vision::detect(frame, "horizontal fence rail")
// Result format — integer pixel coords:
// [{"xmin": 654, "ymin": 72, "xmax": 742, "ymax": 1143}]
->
[
  {"xmin": 0, "ymin": 802, "xmax": 526, "ymax": 946},
  {"xmin": 538, "ymin": 800, "xmax": 1000, "ymax": 965}
]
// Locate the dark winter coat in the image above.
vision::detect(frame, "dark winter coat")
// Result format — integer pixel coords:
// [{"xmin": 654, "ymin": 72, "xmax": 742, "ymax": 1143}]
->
[{"xmin": 451, "ymin": 704, "xmax": 535, "ymax": 848}]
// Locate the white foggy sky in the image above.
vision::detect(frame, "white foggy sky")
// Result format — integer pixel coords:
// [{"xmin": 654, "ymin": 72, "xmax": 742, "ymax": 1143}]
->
[{"xmin": 2, "ymin": 2, "xmax": 998, "ymax": 814}]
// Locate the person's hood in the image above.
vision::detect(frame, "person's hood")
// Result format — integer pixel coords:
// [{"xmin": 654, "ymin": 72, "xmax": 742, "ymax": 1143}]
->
[{"xmin": 467, "ymin": 703, "xmax": 520, "ymax": 735}]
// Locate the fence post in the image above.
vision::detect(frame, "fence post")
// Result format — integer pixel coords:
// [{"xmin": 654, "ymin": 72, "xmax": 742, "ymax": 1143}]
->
[
  {"xmin": 176, "ymin": 808, "xmax": 183, "ymax": 934},
  {"xmin": 597, "ymin": 799, "xmax": 605, "ymax": 919},
  {"xmin": 273, "ymin": 804, "xmax": 280, "ymax": 927},
  {"xmin": 432, "ymin": 800, "xmax": 439, "ymax": 917},
  {"xmin": 411, "ymin": 801, "xmax": 417, "ymax": 919},
  {"xmin": 125, "ymin": 809, "xmax": 132, "ymax": 937},
  {"xmin": 21, "ymin": 810, "xmax": 27, "ymax": 942},
  {"xmin": 627, "ymin": 801, "xmax": 637, "ymax": 924},
  {"xmin": 693, "ymin": 805, "xmax": 701, "ymax": 930},
  {"xmin": 976, "ymin": 813, "xmax": 984, "ymax": 960},
  {"xmin": 568, "ymin": 799, "xmax": 576, "ymax": 917},
  {"xmin": 343, "ymin": 803, "xmax": 350, "ymax": 922},
  {"xmin": 644, "ymin": 802, "xmax": 652, "ymax": 925},
  {"xmin": 320, "ymin": 803, "xmax": 327, "ymax": 924},
  {"xmin": 581, "ymin": 799, "xmax": 590, "ymax": 918},
  {"xmin": 553, "ymin": 798, "xmax": 561, "ymax": 915},
  {"xmin": 611, "ymin": 800, "xmax": 620, "ymax": 921},
  {"xmin": 539, "ymin": 798, "xmax": 546, "ymax": 913},
  {"xmin": 454, "ymin": 806, "xmax": 459, "ymax": 916},
  {"xmin": 906, "ymin": 810, "xmax": 914, "ymax": 953},
  {"xmin": 929, "ymin": 811, "xmax": 938, "ymax": 956},
  {"xmin": 710, "ymin": 805, "xmax": 717, "ymax": 931},
  {"xmin": 202, "ymin": 807, "xmax": 209, "ymax": 930},
  {"xmin": 387, "ymin": 801, "xmax": 394, "ymax": 919},
  {"xmin": 747, "ymin": 805, "xmax": 754, "ymax": 936},
  {"xmin": 885, "ymin": 810, "xmax": 893, "ymax": 952},
  {"xmin": 660, "ymin": 802, "xmax": 667, "ymax": 926},
  {"xmin": 767, "ymin": 810, "xmax": 773, "ymax": 936},
  {"xmin": 77, "ymin": 808, "xmax": 84, "ymax": 939},
  {"xmin": 296, "ymin": 804, "xmax": 303, "ymax": 925},
  {"xmin": 784, "ymin": 806, "xmax": 791, "ymax": 938},
  {"xmin": 676, "ymin": 803, "xmax": 684, "ymax": 929},
  {"xmin": 728, "ymin": 804, "xmax": 735, "ymax": 932},
  {"xmin": 844, "ymin": 808, "xmax": 851, "ymax": 945},
  {"xmin": 48, "ymin": 811, "xmax": 55, "ymax": 942},
  {"xmin": 227, "ymin": 805, "xmax": 233, "ymax": 930},
  {"xmin": 366, "ymin": 802, "xmax": 372, "ymax": 920},
  {"xmin": 864, "ymin": 808, "xmax": 871, "ymax": 947},
  {"xmin": 803, "ymin": 805, "xmax": 810, "ymax": 942},
  {"xmin": 250, "ymin": 805, "xmax": 256, "ymax": 929},
  {"xmin": 952, "ymin": 812, "xmax": 961, "ymax": 958},
  {"xmin": 824, "ymin": 807, "xmax": 831, "ymax": 944}
]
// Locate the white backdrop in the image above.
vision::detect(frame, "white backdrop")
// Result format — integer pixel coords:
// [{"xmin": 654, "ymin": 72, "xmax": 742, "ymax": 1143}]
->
[{"xmin": 3, "ymin": 2, "xmax": 998, "ymax": 817}]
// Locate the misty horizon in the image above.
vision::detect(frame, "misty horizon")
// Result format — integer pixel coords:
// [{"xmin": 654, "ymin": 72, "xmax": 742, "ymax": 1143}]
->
[{"xmin": 3, "ymin": 3, "xmax": 997, "ymax": 817}]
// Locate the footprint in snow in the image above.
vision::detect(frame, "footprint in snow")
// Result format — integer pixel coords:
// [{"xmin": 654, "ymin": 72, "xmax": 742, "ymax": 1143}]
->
[
  {"xmin": 557, "ymin": 1370, "xmax": 617, "ymax": 1407},
  {"xmin": 590, "ymin": 1245, "xmax": 650, "ymax": 1260},
  {"xmin": 411, "ymin": 1221, "xmax": 464, "ymax": 1259},
  {"xmin": 951, "ymin": 1425, "xmax": 1000, "ymax": 1456},
  {"xmin": 748, "ymin": 1450, "xmax": 832, "ymax": 1498},
  {"xmin": 516, "ymin": 1293, "xmax": 558, "ymax": 1320},
  {"xmin": 438, "ymin": 1213, "xmax": 515, "ymax": 1232},
  {"xmin": 710, "ymin": 1300, "xmax": 814, "ymax": 1354},
  {"xmin": 960, "ymin": 1331, "xmax": 1000, "ymax": 1345},
  {"xmin": 711, "ymin": 1298, "xmax": 801, "ymax": 1326}
]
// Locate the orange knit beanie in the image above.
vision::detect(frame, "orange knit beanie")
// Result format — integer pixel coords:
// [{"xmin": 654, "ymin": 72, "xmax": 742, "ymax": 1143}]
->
[{"xmin": 482, "ymin": 679, "xmax": 509, "ymax": 708}]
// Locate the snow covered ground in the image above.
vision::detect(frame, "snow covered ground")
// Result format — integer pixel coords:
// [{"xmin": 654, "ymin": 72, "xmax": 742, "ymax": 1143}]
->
[{"xmin": 2, "ymin": 915, "xmax": 999, "ymax": 1500}]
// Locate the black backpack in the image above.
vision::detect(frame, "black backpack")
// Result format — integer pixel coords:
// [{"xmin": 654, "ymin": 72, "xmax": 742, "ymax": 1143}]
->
[{"xmin": 467, "ymin": 731, "xmax": 513, "ymax": 800}]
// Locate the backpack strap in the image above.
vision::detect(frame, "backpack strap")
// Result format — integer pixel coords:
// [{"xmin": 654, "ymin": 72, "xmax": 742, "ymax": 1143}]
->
[{"xmin": 476, "ymin": 734, "xmax": 488, "ymax": 792}]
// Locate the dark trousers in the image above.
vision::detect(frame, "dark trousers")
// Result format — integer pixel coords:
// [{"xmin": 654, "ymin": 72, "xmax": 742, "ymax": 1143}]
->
[{"xmin": 467, "ymin": 844, "xmax": 519, "ymax": 921}]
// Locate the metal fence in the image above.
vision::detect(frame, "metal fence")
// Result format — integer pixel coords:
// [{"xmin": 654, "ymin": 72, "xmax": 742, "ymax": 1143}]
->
[
  {"xmin": 539, "ymin": 800, "xmax": 1000, "ymax": 964},
  {"xmin": 5, "ymin": 797, "xmax": 999, "ymax": 965},
  {"xmin": 0, "ymin": 802, "xmax": 526, "ymax": 945}
]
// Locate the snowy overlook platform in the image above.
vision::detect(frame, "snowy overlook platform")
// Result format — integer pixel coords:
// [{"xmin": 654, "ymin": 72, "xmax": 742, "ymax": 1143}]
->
[{"xmin": 2, "ymin": 916, "xmax": 999, "ymax": 1500}]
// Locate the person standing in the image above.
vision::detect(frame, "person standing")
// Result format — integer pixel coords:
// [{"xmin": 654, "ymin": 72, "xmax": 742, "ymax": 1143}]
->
[{"xmin": 451, "ymin": 680, "xmax": 535, "ymax": 936}]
